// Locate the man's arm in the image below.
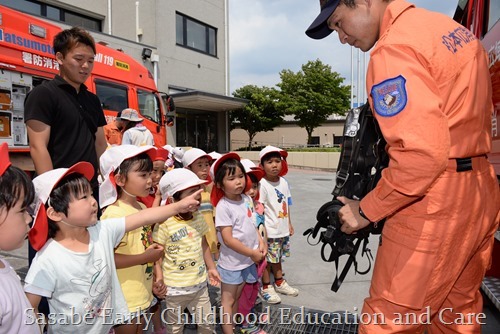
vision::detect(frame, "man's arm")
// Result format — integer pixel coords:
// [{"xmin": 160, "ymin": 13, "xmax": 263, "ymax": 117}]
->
[
  {"xmin": 26, "ymin": 119, "xmax": 53, "ymax": 174},
  {"xmin": 94, "ymin": 126, "xmax": 107, "ymax": 161}
]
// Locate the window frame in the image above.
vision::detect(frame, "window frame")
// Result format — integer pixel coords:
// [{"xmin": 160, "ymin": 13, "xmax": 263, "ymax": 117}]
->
[{"xmin": 176, "ymin": 12, "xmax": 217, "ymax": 57}]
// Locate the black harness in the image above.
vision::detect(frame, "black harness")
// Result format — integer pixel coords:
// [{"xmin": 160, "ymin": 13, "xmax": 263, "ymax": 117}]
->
[{"xmin": 304, "ymin": 102, "xmax": 389, "ymax": 292}]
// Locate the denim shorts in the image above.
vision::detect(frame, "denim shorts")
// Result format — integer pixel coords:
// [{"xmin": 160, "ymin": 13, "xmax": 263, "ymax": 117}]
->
[{"xmin": 217, "ymin": 263, "xmax": 258, "ymax": 285}]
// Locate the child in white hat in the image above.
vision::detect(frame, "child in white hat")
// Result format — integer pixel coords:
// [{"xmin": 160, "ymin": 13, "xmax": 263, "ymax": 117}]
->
[
  {"xmin": 0, "ymin": 143, "xmax": 39, "ymax": 334},
  {"xmin": 182, "ymin": 148, "xmax": 219, "ymax": 258},
  {"xmin": 99, "ymin": 145, "xmax": 164, "ymax": 334},
  {"xmin": 153, "ymin": 168, "xmax": 220, "ymax": 334},
  {"xmin": 258, "ymin": 146, "xmax": 298, "ymax": 305},
  {"xmin": 24, "ymin": 160, "xmax": 201, "ymax": 334},
  {"xmin": 210, "ymin": 153, "xmax": 267, "ymax": 334}
]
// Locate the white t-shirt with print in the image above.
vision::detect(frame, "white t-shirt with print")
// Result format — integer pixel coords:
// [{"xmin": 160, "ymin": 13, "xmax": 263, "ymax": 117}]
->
[
  {"xmin": 215, "ymin": 195, "xmax": 259, "ymax": 270},
  {"xmin": 24, "ymin": 218, "xmax": 128, "ymax": 334},
  {"xmin": 259, "ymin": 177, "xmax": 292, "ymax": 238}
]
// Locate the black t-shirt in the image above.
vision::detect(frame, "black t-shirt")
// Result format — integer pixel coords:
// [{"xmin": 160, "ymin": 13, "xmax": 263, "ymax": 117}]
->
[{"xmin": 24, "ymin": 75, "xmax": 106, "ymax": 186}]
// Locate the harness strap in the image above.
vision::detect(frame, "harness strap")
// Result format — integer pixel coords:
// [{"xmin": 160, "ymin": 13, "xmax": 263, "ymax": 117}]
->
[{"xmin": 331, "ymin": 237, "xmax": 364, "ymax": 292}]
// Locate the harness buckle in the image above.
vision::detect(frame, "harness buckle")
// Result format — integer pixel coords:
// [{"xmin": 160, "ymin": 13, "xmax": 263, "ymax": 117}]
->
[{"xmin": 335, "ymin": 171, "xmax": 349, "ymax": 189}]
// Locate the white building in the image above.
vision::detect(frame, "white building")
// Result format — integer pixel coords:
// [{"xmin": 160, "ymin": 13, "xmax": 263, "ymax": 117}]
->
[{"xmin": 0, "ymin": 0, "xmax": 246, "ymax": 152}]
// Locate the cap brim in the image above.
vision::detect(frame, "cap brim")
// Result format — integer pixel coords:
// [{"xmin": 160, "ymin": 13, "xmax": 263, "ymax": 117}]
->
[
  {"xmin": 209, "ymin": 152, "xmax": 240, "ymax": 180},
  {"xmin": 66, "ymin": 161, "xmax": 94, "ymax": 182},
  {"xmin": 305, "ymin": 0, "xmax": 339, "ymax": 39}
]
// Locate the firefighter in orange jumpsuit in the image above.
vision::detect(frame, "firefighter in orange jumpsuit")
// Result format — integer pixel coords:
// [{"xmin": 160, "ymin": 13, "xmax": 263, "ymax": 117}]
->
[{"xmin": 306, "ymin": 0, "xmax": 500, "ymax": 333}]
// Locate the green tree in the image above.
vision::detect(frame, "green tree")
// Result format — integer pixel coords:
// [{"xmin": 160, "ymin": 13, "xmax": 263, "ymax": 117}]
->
[
  {"xmin": 230, "ymin": 85, "xmax": 284, "ymax": 149},
  {"xmin": 277, "ymin": 59, "xmax": 350, "ymax": 145}
]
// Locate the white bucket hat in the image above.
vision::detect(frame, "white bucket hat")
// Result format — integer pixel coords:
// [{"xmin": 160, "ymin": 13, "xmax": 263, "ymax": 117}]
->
[
  {"xmin": 240, "ymin": 159, "xmax": 265, "ymax": 181},
  {"xmin": 117, "ymin": 108, "xmax": 144, "ymax": 122},
  {"xmin": 182, "ymin": 148, "xmax": 212, "ymax": 167},
  {"xmin": 258, "ymin": 145, "xmax": 288, "ymax": 160},
  {"xmin": 259, "ymin": 145, "xmax": 289, "ymax": 176},
  {"xmin": 208, "ymin": 151, "xmax": 222, "ymax": 161},
  {"xmin": 99, "ymin": 145, "xmax": 156, "ymax": 208},
  {"xmin": 29, "ymin": 162, "xmax": 94, "ymax": 251},
  {"xmin": 159, "ymin": 168, "xmax": 208, "ymax": 201}
]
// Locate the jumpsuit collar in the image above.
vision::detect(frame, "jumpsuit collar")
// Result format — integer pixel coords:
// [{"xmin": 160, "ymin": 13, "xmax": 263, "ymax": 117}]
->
[{"xmin": 373, "ymin": 0, "xmax": 415, "ymax": 54}]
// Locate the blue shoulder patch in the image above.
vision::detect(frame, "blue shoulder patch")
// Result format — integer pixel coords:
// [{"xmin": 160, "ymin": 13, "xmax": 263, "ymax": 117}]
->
[{"xmin": 371, "ymin": 75, "xmax": 407, "ymax": 117}]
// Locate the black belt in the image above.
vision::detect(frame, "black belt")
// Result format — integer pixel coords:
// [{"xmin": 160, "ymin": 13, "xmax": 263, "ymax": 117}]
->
[{"xmin": 455, "ymin": 157, "xmax": 473, "ymax": 172}]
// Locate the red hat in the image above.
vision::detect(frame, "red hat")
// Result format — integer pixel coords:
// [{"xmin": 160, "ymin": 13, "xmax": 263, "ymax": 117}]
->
[
  {"xmin": 209, "ymin": 152, "xmax": 251, "ymax": 206},
  {"xmin": 155, "ymin": 147, "xmax": 169, "ymax": 162},
  {"xmin": 29, "ymin": 162, "xmax": 94, "ymax": 251},
  {"xmin": 0, "ymin": 143, "xmax": 11, "ymax": 176}
]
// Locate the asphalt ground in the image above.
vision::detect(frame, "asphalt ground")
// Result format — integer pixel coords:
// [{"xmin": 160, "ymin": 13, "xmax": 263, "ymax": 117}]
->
[{"xmin": 2, "ymin": 167, "xmax": 500, "ymax": 333}]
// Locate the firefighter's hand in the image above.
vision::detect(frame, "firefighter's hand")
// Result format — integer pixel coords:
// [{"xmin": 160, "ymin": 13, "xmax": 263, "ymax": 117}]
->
[{"xmin": 337, "ymin": 196, "xmax": 370, "ymax": 234}]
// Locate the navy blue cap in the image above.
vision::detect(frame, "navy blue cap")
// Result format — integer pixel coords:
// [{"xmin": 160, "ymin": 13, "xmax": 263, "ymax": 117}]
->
[{"xmin": 305, "ymin": 0, "xmax": 341, "ymax": 39}]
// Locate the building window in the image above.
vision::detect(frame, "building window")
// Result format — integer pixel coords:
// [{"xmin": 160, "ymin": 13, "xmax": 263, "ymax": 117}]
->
[
  {"xmin": 176, "ymin": 12, "xmax": 217, "ymax": 57},
  {"xmin": 333, "ymin": 135, "xmax": 343, "ymax": 147},
  {"xmin": 0, "ymin": 0, "xmax": 102, "ymax": 32},
  {"xmin": 309, "ymin": 136, "xmax": 320, "ymax": 147}
]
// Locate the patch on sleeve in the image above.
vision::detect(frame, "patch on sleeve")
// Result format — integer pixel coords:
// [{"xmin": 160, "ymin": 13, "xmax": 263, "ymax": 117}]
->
[{"xmin": 371, "ymin": 75, "xmax": 407, "ymax": 117}]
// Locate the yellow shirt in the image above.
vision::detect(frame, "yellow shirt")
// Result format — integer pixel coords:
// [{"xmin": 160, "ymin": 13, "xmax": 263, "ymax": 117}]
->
[
  {"xmin": 153, "ymin": 211, "xmax": 209, "ymax": 288},
  {"xmin": 101, "ymin": 200, "xmax": 153, "ymax": 313}
]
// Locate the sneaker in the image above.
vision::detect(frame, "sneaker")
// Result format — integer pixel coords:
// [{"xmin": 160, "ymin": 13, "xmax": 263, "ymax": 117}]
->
[
  {"xmin": 259, "ymin": 285, "xmax": 281, "ymax": 304},
  {"xmin": 274, "ymin": 280, "xmax": 299, "ymax": 296}
]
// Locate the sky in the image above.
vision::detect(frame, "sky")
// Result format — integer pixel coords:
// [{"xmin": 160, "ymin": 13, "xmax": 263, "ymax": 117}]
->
[{"xmin": 228, "ymin": 0, "xmax": 459, "ymax": 96}]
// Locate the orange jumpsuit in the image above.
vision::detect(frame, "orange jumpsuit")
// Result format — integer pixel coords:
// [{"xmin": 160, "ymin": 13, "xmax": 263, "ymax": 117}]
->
[
  {"xmin": 359, "ymin": 1, "xmax": 500, "ymax": 333},
  {"xmin": 103, "ymin": 122, "xmax": 123, "ymax": 146}
]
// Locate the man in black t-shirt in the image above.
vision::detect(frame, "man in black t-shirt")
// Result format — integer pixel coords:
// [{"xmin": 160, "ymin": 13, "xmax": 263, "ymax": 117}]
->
[{"xmin": 25, "ymin": 27, "xmax": 107, "ymax": 198}]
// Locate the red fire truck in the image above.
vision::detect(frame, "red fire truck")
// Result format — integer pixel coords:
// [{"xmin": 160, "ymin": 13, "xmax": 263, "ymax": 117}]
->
[
  {"xmin": 454, "ymin": 0, "xmax": 500, "ymax": 312},
  {"xmin": 0, "ymin": 4, "xmax": 169, "ymax": 171}
]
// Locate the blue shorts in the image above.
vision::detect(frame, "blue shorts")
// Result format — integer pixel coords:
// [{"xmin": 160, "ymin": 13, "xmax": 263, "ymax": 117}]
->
[{"xmin": 217, "ymin": 263, "xmax": 258, "ymax": 285}]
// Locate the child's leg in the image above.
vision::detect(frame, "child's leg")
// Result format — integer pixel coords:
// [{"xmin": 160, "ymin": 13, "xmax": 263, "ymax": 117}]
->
[
  {"xmin": 220, "ymin": 282, "xmax": 245, "ymax": 334},
  {"xmin": 262, "ymin": 265, "xmax": 271, "ymax": 289},
  {"xmin": 113, "ymin": 316, "xmax": 142, "ymax": 334},
  {"xmin": 165, "ymin": 295, "xmax": 189, "ymax": 334},
  {"xmin": 259, "ymin": 239, "xmax": 281, "ymax": 304},
  {"xmin": 261, "ymin": 239, "xmax": 273, "ymax": 289},
  {"xmin": 270, "ymin": 261, "xmax": 298, "ymax": 295},
  {"xmin": 149, "ymin": 302, "xmax": 164, "ymax": 333},
  {"xmin": 186, "ymin": 286, "xmax": 214, "ymax": 334},
  {"xmin": 270, "ymin": 262, "xmax": 283, "ymax": 283}
]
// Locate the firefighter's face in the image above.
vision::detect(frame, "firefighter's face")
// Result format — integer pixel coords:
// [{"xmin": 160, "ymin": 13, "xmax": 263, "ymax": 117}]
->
[
  {"xmin": 56, "ymin": 42, "xmax": 95, "ymax": 89},
  {"xmin": 326, "ymin": 0, "xmax": 380, "ymax": 52}
]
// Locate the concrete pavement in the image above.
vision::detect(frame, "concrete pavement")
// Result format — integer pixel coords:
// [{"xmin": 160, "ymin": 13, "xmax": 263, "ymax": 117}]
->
[{"xmin": 3, "ymin": 167, "xmax": 500, "ymax": 333}]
